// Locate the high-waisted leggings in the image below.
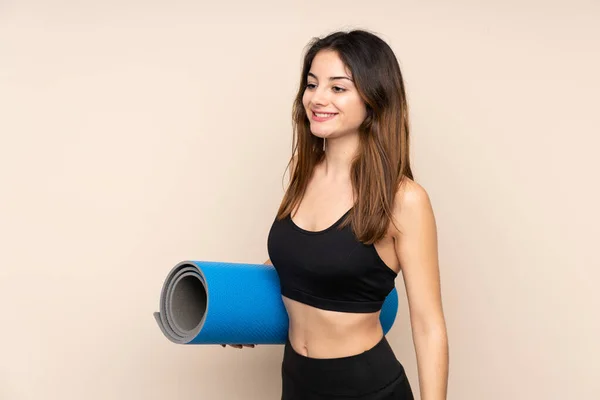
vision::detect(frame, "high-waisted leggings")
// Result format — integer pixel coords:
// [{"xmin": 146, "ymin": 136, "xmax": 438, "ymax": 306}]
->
[{"xmin": 281, "ymin": 335, "xmax": 414, "ymax": 399}]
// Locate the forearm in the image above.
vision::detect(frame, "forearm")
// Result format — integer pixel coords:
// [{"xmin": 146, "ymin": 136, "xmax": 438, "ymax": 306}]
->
[{"xmin": 412, "ymin": 325, "xmax": 449, "ymax": 400}]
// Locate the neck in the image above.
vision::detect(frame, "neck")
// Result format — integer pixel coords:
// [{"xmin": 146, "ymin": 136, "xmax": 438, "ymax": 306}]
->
[{"xmin": 320, "ymin": 132, "xmax": 359, "ymax": 181}]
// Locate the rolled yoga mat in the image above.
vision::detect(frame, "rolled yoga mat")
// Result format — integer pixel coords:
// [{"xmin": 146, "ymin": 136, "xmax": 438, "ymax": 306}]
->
[{"xmin": 154, "ymin": 260, "xmax": 399, "ymax": 345}]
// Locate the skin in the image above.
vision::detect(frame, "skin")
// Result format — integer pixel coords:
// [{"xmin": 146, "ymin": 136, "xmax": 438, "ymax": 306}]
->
[{"xmin": 225, "ymin": 49, "xmax": 449, "ymax": 399}]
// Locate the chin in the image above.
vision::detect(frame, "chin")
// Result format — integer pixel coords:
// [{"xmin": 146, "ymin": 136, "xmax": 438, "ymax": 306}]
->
[
  {"xmin": 310, "ymin": 126, "xmax": 335, "ymax": 138},
  {"xmin": 311, "ymin": 132, "xmax": 331, "ymax": 140}
]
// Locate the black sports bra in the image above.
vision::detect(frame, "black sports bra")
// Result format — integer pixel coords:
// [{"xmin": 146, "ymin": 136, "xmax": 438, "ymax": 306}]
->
[{"xmin": 267, "ymin": 208, "xmax": 398, "ymax": 313}]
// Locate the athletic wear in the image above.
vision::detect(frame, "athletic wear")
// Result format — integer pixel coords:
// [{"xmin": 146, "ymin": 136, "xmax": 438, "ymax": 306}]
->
[
  {"xmin": 281, "ymin": 334, "xmax": 414, "ymax": 399},
  {"xmin": 267, "ymin": 208, "xmax": 398, "ymax": 313},
  {"xmin": 268, "ymin": 207, "xmax": 413, "ymax": 398}
]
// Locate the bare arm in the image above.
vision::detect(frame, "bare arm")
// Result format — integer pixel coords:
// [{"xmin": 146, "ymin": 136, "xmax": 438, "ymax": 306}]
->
[{"xmin": 392, "ymin": 180, "xmax": 449, "ymax": 400}]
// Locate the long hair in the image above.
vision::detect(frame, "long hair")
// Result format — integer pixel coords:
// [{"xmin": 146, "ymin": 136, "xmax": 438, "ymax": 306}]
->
[{"xmin": 276, "ymin": 29, "xmax": 413, "ymax": 245}]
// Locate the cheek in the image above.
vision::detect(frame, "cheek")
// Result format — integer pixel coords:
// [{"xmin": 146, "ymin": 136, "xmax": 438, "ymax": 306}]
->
[
  {"xmin": 302, "ymin": 90, "xmax": 311, "ymax": 111},
  {"xmin": 358, "ymin": 103, "xmax": 368, "ymax": 122},
  {"xmin": 340, "ymin": 97, "xmax": 367, "ymax": 124}
]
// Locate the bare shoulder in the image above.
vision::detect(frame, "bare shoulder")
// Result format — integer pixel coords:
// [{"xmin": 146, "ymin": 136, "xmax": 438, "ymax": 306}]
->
[
  {"xmin": 391, "ymin": 178, "xmax": 445, "ymax": 337},
  {"xmin": 390, "ymin": 177, "xmax": 437, "ymax": 238}
]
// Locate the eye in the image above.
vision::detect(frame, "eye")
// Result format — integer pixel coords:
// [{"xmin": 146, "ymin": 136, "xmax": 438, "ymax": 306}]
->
[
  {"xmin": 305, "ymin": 83, "xmax": 317, "ymax": 90},
  {"xmin": 332, "ymin": 86, "xmax": 346, "ymax": 93}
]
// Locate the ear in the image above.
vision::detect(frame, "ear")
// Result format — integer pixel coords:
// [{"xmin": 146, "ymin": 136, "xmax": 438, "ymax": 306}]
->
[{"xmin": 361, "ymin": 105, "xmax": 375, "ymax": 132}]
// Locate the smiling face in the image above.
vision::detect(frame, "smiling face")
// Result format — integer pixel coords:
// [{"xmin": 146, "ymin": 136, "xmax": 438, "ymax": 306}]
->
[{"xmin": 302, "ymin": 50, "xmax": 368, "ymax": 140}]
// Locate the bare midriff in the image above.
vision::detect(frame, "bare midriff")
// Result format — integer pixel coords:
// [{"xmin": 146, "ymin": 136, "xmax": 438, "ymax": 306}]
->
[{"xmin": 283, "ymin": 296, "xmax": 385, "ymax": 359}]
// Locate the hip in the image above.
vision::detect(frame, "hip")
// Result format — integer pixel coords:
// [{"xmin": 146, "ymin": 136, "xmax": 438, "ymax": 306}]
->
[{"xmin": 281, "ymin": 334, "xmax": 413, "ymax": 399}]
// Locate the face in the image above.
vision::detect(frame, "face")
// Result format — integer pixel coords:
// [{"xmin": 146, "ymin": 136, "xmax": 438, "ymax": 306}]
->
[{"xmin": 302, "ymin": 50, "xmax": 367, "ymax": 140}]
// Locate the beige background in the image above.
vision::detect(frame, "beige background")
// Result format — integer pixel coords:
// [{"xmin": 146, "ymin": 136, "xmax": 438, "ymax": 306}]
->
[{"xmin": 1, "ymin": 1, "xmax": 599, "ymax": 399}]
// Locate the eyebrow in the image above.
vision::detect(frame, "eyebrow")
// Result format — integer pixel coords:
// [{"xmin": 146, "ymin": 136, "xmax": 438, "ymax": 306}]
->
[{"xmin": 307, "ymin": 72, "xmax": 353, "ymax": 82}]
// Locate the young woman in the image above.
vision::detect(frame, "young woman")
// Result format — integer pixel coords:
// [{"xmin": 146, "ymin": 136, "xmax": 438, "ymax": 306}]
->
[{"xmin": 227, "ymin": 29, "xmax": 449, "ymax": 400}]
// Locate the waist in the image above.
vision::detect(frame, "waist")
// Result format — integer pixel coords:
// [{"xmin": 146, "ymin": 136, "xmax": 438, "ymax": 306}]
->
[
  {"xmin": 282, "ymin": 333, "xmax": 407, "ymax": 397},
  {"xmin": 283, "ymin": 295, "xmax": 385, "ymax": 359}
]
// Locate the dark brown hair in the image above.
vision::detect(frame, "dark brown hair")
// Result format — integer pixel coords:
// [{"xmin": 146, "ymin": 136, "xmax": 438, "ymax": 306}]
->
[{"xmin": 276, "ymin": 29, "xmax": 413, "ymax": 244}]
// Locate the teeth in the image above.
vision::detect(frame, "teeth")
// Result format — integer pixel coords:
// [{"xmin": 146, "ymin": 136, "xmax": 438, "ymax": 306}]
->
[{"xmin": 315, "ymin": 112, "xmax": 336, "ymax": 117}]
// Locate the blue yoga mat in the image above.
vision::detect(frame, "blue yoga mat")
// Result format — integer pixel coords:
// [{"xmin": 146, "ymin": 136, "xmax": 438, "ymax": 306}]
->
[{"xmin": 154, "ymin": 260, "xmax": 399, "ymax": 345}]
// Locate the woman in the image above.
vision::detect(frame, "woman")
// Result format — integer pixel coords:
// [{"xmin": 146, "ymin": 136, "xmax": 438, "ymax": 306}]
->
[{"xmin": 227, "ymin": 29, "xmax": 449, "ymax": 400}]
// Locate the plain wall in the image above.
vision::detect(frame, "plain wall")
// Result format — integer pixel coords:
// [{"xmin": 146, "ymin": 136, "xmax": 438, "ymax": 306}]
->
[{"xmin": 1, "ymin": 1, "xmax": 599, "ymax": 399}]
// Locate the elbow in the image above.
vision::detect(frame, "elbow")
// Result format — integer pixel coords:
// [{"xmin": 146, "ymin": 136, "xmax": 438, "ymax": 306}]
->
[{"xmin": 411, "ymin": 313, "xmax": 448, "ymax": 340}]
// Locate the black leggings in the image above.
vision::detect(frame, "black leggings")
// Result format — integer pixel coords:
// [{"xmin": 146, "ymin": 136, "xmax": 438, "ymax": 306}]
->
[{"xmin": 281, "ymin": 335, "xmax": 414, "ymax": 399}]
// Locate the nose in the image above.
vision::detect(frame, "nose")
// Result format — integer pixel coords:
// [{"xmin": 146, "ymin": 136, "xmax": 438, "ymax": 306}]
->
[{"xmin": 310, "ymin": 86, "xmax": 330, "ymax": 107}]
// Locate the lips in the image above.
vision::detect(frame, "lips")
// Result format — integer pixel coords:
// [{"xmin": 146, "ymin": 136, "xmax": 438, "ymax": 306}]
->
[{"xmin": 311, "ymin": 110, "xmax": 338, "ymax": 122}]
